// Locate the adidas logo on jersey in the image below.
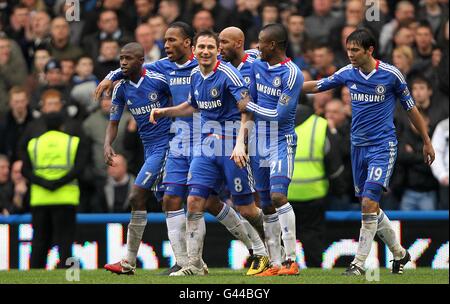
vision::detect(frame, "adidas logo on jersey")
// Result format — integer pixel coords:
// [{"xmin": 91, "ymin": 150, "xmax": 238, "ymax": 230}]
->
[
  {"xmin": 256, "ymin": 73, "xmax": 261, "ymax": 79},
  {"xmin": 351, "ymin": 84, "xmax": 358, "ymax": 90},
  {"xmin": 170, "ymin": 71, "xmax": 176, "ymax": 75},
  {"xmin": 194, "ymin": 90, "xmax": 199, "ymax": 96},
  {"xmin": 127, "ymin": 99, "xmax": 133, "ymax": 106}
]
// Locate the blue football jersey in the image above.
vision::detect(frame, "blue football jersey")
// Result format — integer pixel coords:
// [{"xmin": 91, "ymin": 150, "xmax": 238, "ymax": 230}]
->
[
  {"xmin": 187, "ymin": 61, "xmax": 249, "ymax": 138},
  {"xmin": 317, "ymin": 60, "xmax": 415, "ymax": 146},
  {"xmin": 110, "ymin": 69, "xmax": 172, "ymax": 146},
  {"xmin": 246, "ymin": 58, "xmax": 303, "ymax": 140}
]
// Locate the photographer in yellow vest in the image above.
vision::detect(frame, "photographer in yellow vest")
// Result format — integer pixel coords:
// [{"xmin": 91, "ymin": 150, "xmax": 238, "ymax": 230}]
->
[
  {"xmin": 22, "ymin": 111, "xmax": 88, "ymax": 268},
  {"xmin": 288, "ymin": 104, "xmax": 346, "ymax": 267}
]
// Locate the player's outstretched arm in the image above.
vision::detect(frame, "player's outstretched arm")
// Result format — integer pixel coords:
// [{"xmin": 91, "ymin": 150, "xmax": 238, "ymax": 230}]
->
[
  {"xmin": 95, "ymin": 78, "xmax": 114, "ymax": 101},
  {"xmin": 149, "ymin": 101, "xmax": 196, "ymax": 124},
  {"xmin": 407, "ymin": 106, "xmax": 435, "ymax": 165},
  {"xmin": 104, "ymin": 121, "xmax": 119, "ymax": 166},
  {"xmin": 302, "ymin": 80, "xmax": 321, "ymax": 93}
]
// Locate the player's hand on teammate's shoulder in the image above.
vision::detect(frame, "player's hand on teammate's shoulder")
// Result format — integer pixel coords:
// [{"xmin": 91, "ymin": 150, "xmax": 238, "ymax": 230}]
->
[
  {"xmin": 423, "ymin": 142, "xmax": 435, "ymax": 166},
  {"xmin": 95, "ymin": 79, "xmax": 114, "ymax": 101},
  {"xmin": 104, "ymin": 145, "xmax": 117, "ymax": 166}
]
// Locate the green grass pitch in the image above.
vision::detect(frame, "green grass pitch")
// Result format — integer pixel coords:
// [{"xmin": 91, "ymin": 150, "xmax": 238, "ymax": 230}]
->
[{"xmin": 0, "ymin": 268, "xmax": 447, "ymax": 284}]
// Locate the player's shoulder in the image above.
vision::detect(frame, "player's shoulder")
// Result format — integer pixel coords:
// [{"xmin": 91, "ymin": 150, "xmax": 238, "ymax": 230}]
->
[
  {"xmin": 377, "ymin": 61, "xmax": 406, "ymax": 83},
  {"xmin": 145, "ymin": 69, "xmax": 167, "ymax": 84},
  {"xmin": 245, "ymin": 49, "xmax": 260, "ymax": 59},
  {"xmin": 281, "ymin": 59, "xmax": 302, "ymax": 88},
  {"xmin": 334, "ymin": 64, "xmax": 354, "ymax": 76},
  {"xmin": 190, "ymin": 66, "xmax": 201, "ymax": 77},
  {"xmin": 217, "ymin": 61, "xmax": 244, "ymax": 84},
  {"xmin": 112, "ymin": 79, "xmax": 126, "ymax": 98}
]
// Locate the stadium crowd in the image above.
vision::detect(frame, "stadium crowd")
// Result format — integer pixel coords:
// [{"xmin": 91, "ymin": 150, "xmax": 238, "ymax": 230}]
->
[{"xmin": 0, "ymin": 0, "xmax": 449, "ymax": 215}]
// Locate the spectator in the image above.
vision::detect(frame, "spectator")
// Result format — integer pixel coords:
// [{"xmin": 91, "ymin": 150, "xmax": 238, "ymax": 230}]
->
[
  {"xmin": 229, "ymin": 0, "xmax": 254, "ymax": 39},
  {"xmin": 398, "ymin": 110, "xmax": 439, "ymax": 211},
  {"xmin": 287, "ymin": 13, "xmax": 311, "ymax": 70},
  {"xmin": 379, "ymin": 1, "xmax": 415, "ymax": 57},
  {"xmin": 279, "ymin": 2, "xmax": 298, "ymax": 29},
  {"xmin": 158, "ymin": 0, "xmax": 183, "ymax": 24},
  {"xmin": 0, "ymin": 87, "xmax": 34, "ymax": 162},
  {"xmin": 10, "ymin": 160, "xmax": 29, "ymax": 214},
  {"xmin": 411, "ymin": 21, "xmax": 436, "ymax": 79},
  {"xmin": 22, "ymin": 111, "xmax": 88, "ymax": 268},
  {"xmin": 0, "ymin": 34, "xmax": 28, "ymax": 118},
  {"xmin": 431, "ymin": 118, "xmax": 449, "ymax": 210},
  {"xmin": 25, "ymin": 46, "xmax": 50, "ymax": 97},
  {"xmin": 436, "ymin": 19, "xmax": 448, "ymax": 95},
  {"xmin": 289, "ymin": 104, "xmax": 345, "ymax": 267},
  {"xmin": 3, "ymin": 3, "xmax": 30, "ymax": 46},
  {"xmin": 135, "ymin": 0, "xmax": 156, "ymax": 25},
  {"xmin": 94, "ymin": 39, "xmax": 120, "ymax": 81},
  {"xmin": 60, "ymin": 58, "xmax": 76, "ymax": 85},
  {"xmin": 418, "ymin": 0, "xmax": 448, "ymax": 37},
  {"xmin": 135, "ymin": 23, "xmax": 162, "ymax": 63},
  {"xmin": 340, "ymin": 86, "xmax": 352, "ymax": 118},
  {"xmin": 30, "ymin": 59, "xmax": 72, "ymax": 111},
  {"xmin": 54, "ymin": 0, "xmax": 85, "ymax": 46},
  {"xmin": 304, "ymin": 0, "xmax": 342, "ymax": 45},
  {"xmin": 189, "ymin": 0, "xmax": 232, "ymax": 33},
  {"xmin": 81, "ymin": 9, "xmax": 133, "ymax": 60},
  {"xmin": 383, "ymin": 24, "xmax": 415, "ymax": 61},
  {"xmin": 102, "ymin": 154, "xmax": 136, "ymax": 213},
  {"xmin": 147, "ymin": 14, "xmax": 168, "ymax": 49},
  {"xmin": 261, "ymin": 2, "xmax": 280, "ymax": 27},
  {"xmin": 83, "ymin": 95, "xmax": 131, "ymax": 211},
  {"xmin": 324, "ymin": 99, "xmax": 354, "ymax": 209},
  {"xmin": 23, "ymin": 10, "xmax": 51, "ymax": 68},
  {"xmin": 312, "ymin": 90, "xmax": 333, "ymax": 117},
  {"xmin": 392, "ymin": 45, "xmax": 415, "ymax": 85},
  {"xmin": 70, "ymin": 56, "xmax": 98, "ymax": 114},
  {"xmin": 0, "ymin": 154, "xmax": 13, "ymax": 216},
  {"xmin": 192, "ymin": 9, "xmax": 215, "ymax": 33},
  {"xmin": 311, "ymin": 44, "xmax": 337, "ymax": 80},
  {"xmin": 46, "ymin": 16, "xmax": 83, "ymax": 61}
]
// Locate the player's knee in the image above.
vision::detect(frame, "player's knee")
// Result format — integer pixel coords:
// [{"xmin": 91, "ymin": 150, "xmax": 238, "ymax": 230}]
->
[
  {"xmin": 361, "ymin": 197, "xmax": 379, "ymax": 213},
  {"xmin": 236, "ymin": 204, "xmax": 257, "ymax": 219},
  {"xmin": 162, "ymin": 195, "xmax": 183, "ymax": 212},
  {"xmin": 271, "ymin": 192, "xmax": 287, "ymax": 208},
  {"xmin": 129, "ymin": 190, "xmax": 147, "ymax": 211},
  {"xmin": 187, "ymin": 195, "xmax": 206, "ymax": 212},
  {"xmin": 204, "ymin": 195, "xmax": 223, "ymax": 216}
]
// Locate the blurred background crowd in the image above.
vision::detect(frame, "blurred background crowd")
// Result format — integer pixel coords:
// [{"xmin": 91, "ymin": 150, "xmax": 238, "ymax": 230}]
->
[{"xmin": 0, "ymin": 0, "xmax": 449, "ymax": 215}]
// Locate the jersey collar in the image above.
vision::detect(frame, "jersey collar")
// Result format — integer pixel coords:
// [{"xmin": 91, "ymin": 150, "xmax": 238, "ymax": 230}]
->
[
  {"xmin": 128, "ymin": 69, "xmax": 146, "ymax": 88},
  {"xmin": 358, "ymin": 59, "xmax": 379, "ymax": 80},
  {"xmin": 237, "ymin": 53, "xmax": 249, "ymax": 71},
  {"xmin": 174, "ymin": 53, "xmax": 195, "ymax": 68},
  {"xmin": 200, "ymin": 60, "xmax": 220, "ymax": 79},
  {"xmin": 267, "ymin": 57, "xmax": 291, "ymax": 70}
]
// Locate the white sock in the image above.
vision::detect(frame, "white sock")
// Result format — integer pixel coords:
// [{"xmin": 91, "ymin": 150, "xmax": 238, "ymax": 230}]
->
[
  {"xmin": 126, "ymin": 210, "xmax": 147, "ymax": 265},
  {"xmin": 165, "ymin": 209, "xmax": 188, "ymax": 267},
  {"xmin": 241, "ymin": 217, "xmax": 268, "ymax": 256},
  {"xmin": 186, "ymin": 212, "xmax": 206, "ymax": 269},
  {"xmin": 216, "ymin": 204, "xmax": 254, "ymax": 252},
  {"xmin": 263, "ymin": 213, "xmax": 282, "ymax": 267},
  {"xmin": 276, "ymin": 203, "xmax": 297, "ymax": 262},
  {"xmin": 377, "ymin": 209, "xmax": 406, "ymax": 260},
  {"xmin": 352, "ymin": 213, "xmax": 378, "ymax": 268}
]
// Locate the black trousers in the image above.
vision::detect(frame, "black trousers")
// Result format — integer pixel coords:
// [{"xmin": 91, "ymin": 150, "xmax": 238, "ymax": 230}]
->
[
  {"xmin": 30, "ymin": 205, "xmax": 76, "ymax": 269},
  {"xmin": 291, "ymin": 198, "xmax": 326, "ymax": 268}
]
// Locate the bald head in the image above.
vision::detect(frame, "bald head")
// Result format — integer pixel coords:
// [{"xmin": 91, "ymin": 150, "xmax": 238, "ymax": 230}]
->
[
  {"xmin": 122, "ymin": 42, "xmax": 145, "ymax": 58},
  {"xmin": 219, "ymin": 27, "xmax": 246, "ymax": 63}
]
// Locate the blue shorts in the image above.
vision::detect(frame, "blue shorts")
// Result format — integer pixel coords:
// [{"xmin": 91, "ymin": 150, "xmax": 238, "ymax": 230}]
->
[
  {"xmin": 251, "ymin": 135, "xmax": 296, "ymax": 196},
  {"xmin": 135, "ymin": 142, "xmax": 169, "ymax": 191},
  {"xmin": 351, "ymin": 141, "xmax": 397, "ymax": 202}
]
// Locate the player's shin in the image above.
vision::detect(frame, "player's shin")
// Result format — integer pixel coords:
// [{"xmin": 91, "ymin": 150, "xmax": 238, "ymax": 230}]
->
[
  {"xmin": 126, "ymin": 210, "xmax": 148, "ymax": 265},
  {"xmin": 241, "ymin": 217, "xmax": 268, "ymax": 256},
  {"xmin": 215, "ymin": 203, "xmax": 255, "ymax": 253},
  {"xmin": 263, "ymin": 213, "xmax": 282, "ymax": 266},
  {"xmin": 377, "ymin": 209, "xmax": 406, "ymax": 260},
  {"xmin": 352, "ymin": 212, "xmax": 378, "ymax": 268},
  {"xmin": 165, "ymin": 209, "xmax": 188, "ymax": 267},
  {"xmin": 186, "ymin": 212, "xmax": 206, "ymax": 269},
  {"xmin": 275, "ymin": 203, "xmax": 297, "ymax": 261}
]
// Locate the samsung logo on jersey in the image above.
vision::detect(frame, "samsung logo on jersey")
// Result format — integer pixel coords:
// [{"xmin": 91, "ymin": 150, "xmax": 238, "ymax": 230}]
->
[
  {"xmin": 129, "ymin": 102, "xmax": 161, "ymax": 115},
  {"xmin": 351, "ymin": 93, "xmax": 385, "ymax": 102},
  {"xmin": 257, "ymin": 83, "xmax": 282, "ymax": 97},
  {"xmin": 197, "ymin": 100, "xmax": 222, "ymax": 109},
  {"xmin": 170, "ymin": 77, "xmax": 191, "ymax": 86}
]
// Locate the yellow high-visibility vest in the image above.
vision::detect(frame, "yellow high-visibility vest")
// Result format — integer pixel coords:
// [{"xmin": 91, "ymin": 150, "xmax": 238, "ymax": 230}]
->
[
  {"xmin": 288, "ymin": 115, "xmax": 329, "ymax": 201},
  {"xmin": 27, "ymin": 130, "xmax": 80, "ymax": 206}
]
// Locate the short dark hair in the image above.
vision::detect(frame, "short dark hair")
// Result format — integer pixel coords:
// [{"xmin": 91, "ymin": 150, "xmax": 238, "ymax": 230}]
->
[
  {"xmin": 411, "ymin": 75, "xmax": 432, "ymax": 89},
  {"xmin": 346, "ymin": 28, "xmax": 377, "ymax": 51},
  {"xmin": 261, "ymin": 23, "xmax": 289, "ymax": 50},
  {"xmin": 194, "ymin": 30, "xmax": 219, "ymax": 48},
  {"xmin": 169, "ymin": 21, "xmax": 195, "ymax": 45},
  {"xmin": 416, "ymin": 20, "xmax": 433, "ymax": 33}
]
